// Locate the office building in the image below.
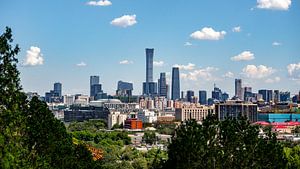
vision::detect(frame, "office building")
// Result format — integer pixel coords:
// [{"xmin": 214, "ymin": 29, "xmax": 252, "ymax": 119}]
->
[
  {"xmin": 212, "ymin": 85, "xmax": 222, "ymax": 101},
  {"xmin": 259, "ymin": 89, "xmax": 273, "ymax": 103},
  {"xmin": 244, "ymin": 87, "xmax": 253, "ymax": 101},
  {"xmin": 63, "ymin": 95, "xmax": 74, "ymax": 106},
  {"xmin": 116, "ymin": 81, "xmax": 133, "ymax": 96},
  {"xmin": 159, "ymin": 72, "xmax": 167, "ymax": 97},
  {"xmin": 274, "ymin": 90, "xmax": 280, "ymax": 103},
  {"xmin": 54, "ymin": 82, "xmax": 62, "ymax": 97},
  {"xmin": 175, "ymin": 104, "xmax": 214, "ymax": 122},
  {"xmin": 187, "ymin": 90, "xmax": 194, "ymax": 103},
  {"xmin": 235, "ymin": 79, "xmax": 243, "ymax": 100},
  {"xmin": 199, "ymin": 90, "xmax": 207, "ymax": 105},
  {"xmin": 280, "ymin": 91, "xmax": 290, "ymax": 102},
  {"xmin": 215, "ymin": 100, "xmax": 258, "ymax": 122},
  {"xmin": 222, "ymin": 92, "xmax": 229, "ymax": 101},
  {"xmin": 90, "ymin": 76, "xmax": 100, "ymax": 97},
  {"xmin": 143, "ymin": 48, "xmax": 154, "ymax": 95},
  {"xmin": 171, "ymin": 67, "xmax": 180, "ymax": 100}
]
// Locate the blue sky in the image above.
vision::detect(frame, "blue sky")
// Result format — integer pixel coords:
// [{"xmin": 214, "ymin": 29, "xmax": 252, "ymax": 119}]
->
[{"xmin": 1, "ymin": 0, "xmax": 300, "ymax": 97}]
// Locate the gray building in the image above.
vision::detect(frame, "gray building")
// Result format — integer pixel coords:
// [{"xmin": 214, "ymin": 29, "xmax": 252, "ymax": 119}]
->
[
  {"xmin": 235, "ymin": 79, "xmax": 243, "ymax": 100},
  {"xmin": 159, "ymin": 72, "xmax": 167, "ymax": 97},
  {"xmin": 90, "ymin": 76, "xmax": 100, "ymax": 97},
  {"xmin": 143, "ymin": 48, "xmax": 154, "ymax": 95},
  {"xmin": 215, "ymin": 101, "xmax": 258, "ymax": 122},
  {"xmin": 171, "ymin": 67, "xmax": 180, "ymax": 100},
  {"xmin": 199, "ymin": 90, "xmax": 207, "ymax": 105},
  {"xmin": 116, "ymin": 81, "xmax": 133, "ymax": 96}
]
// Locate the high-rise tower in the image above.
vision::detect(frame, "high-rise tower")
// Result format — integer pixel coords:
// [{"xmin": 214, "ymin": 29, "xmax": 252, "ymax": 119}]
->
[
  {"xmin": 159, "ymin": 72, "xmax": 167, "ymax": 97},
  {"xmin": 143, "ymin": 48, "xmax": 157, "ymax": 95},
  {"xmin": 54, "ymin": 82, "xmax": 62, "ymax": 97},
  {"xmin": 171, "ymin": 67, "xmax": 180, "ymax": 100},
  {"xmin": 235, "ymin": 79, "xmax": 243, "ymax": 100}
]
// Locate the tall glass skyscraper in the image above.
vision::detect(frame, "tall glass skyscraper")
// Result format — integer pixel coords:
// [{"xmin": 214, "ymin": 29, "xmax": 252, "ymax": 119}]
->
[
  {"xmin": 54, "ymin": 82, "xmax": 62, "ymax": 97},
  {"xmin": 171, "ymin": 67, "xmax": 180, "ymax": 100},
  {"xmin": 90, "ymin": 76, "xmax": 100, "ymax": 97},
  {"xmin": 159, "ymin": 72, "xmax": 167, "ymax": 97},
  {"xmin": 143, "ymin": 48, "xmax": 156, "ymax": 95},
  {"xmin": 235, "ymin": 79, "xmax": 243, "ymax": 100},
  {"xmin": 199, "ymin": 90, "xmax": 207, "ymax": 105}
]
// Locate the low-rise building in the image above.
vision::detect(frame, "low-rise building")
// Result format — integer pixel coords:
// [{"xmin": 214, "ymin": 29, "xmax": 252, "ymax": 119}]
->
[
  {"xmin": 124, "ymin": 118, "xmax": 143, "ymax": 129},
  {"xmin": 138, "ymin": 109, "xmax": 157, "ymax": 123},
  {"xmin": 108, "ymin": 111, "xmax": 128, "ymax": 129},
  {"xmin": 175, "ymin": 103, "xmax": 214, "ymax": 122}
]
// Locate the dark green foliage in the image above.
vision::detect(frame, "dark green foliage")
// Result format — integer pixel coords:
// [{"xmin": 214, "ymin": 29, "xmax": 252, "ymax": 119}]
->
[
  {"xmin": 67, "ymin": 119, "xmax": 107, "ymax": 132},
  {"xmin": 0, "ymin": 27, "xmax": 29, "ymax": 168},
  {"xmin": 165, "ymin": 116, "xmax": 287, "ymax": 169},
  {"xmin": 143, "ymin": 131, "xmax": 156, "ymax": 145},
  {"xmin": 0, "ymin": 27, "xmax": 94, "ymax": 168}
]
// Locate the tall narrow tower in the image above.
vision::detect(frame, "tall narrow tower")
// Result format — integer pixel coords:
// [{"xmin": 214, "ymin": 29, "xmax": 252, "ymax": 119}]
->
[
  {"xmin": 235, "ymin": 79, "xmax": 243, "ymax": 100},
  {"xmin": 171, "ymin": 67, "xmax": 180, "ymax": 100},
  {"xmin": 143, "ymin": 48, "xmax": 154, "ymax": 95}
]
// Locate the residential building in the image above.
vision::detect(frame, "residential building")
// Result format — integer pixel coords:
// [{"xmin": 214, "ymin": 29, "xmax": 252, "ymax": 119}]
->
[
  {"xmin": 138, "ymin": 109, "xmax": 157, "ymax": 123},
  {"xmin": 108, "ymin": 111, "xmax": 128, "ymax": 129}
]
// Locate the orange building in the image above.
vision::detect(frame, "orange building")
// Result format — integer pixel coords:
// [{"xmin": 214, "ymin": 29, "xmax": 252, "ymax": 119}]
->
[{"xmin": 124, "ymin": 118, "xmax": 143, "ymax": 129}]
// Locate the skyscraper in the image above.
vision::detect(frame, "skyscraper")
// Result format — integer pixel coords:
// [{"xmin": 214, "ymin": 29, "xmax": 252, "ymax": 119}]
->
[
  {"xmin": 116, "ymin": 81, "xmax": 133, "ymax": 96},
  {"xmin": 199, "ymin": 90, "xmax": 207, "ymax": 105},
  {"xmin": 187, "ymin": 90, "xmax": 194, "ymax": 103},
  {"xmin": 258, "ymin": 89, "xmax": 273, "ymax": 103},
  {"xmin": 54, "ymin": 82, "xmax": 62, "ymax": 97},
  {"xmin": 90, "ymin": 76, "xmax": 99, "ymax": 96},
  {"xmin": 235, "ymin": 79, "xmax": 243, "ymax": 100},
  {"xmin": 159, "ymin": 72, "xmax": 167, "ymax": 97},
  {"xmin": 143, "ymin": 48, "xmax": 154, "ymax": 95},
  {"xmin": 171, "ymin": 67, "xmax": 180, "ymax": 100}
]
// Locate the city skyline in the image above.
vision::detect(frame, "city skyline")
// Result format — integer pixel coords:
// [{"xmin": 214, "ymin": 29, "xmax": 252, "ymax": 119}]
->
[{"xmin": 0, "ymin": 0, "xmax": 299, "ymax": 96}]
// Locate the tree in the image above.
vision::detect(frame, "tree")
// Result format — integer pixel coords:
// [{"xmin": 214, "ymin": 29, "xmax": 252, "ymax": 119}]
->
[
  {"xmin": 165, "ymin": 116, "xmax": 287, "ymax": 169},
  {"xmin": 143, "ymin": 131, "xmax": 156, "ymax": 145},
  {"xmin": 0, "ymin": 27, "xmax": 29, "ymax": 168}
]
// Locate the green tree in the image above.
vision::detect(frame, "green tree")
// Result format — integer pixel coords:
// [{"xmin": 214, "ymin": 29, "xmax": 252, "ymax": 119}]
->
[
  {"xmin": 0, "ymin": 27, "xmax": 29, "ymax": 168},
  {"xmin": 165, "ymin": 116, "xmax": 287, "ymax": 169},
  {"xmin": 143, "ymin": 131, "xmax": 156, "ymax": 145}
]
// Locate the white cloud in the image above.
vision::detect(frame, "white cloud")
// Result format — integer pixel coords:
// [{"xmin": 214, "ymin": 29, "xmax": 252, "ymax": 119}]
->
[
  {"xmin": 110, "ymin": 15, "xmax": 137, "ymax": 28},
  {"xmin": 287, "ymin": 62, "xmax": 300, "ymax": 80},
  {"xmin": 242, "ymin": 65, "xmax": 275, "ymax": 79},
  {"xmin": 190, "ymin": 27, "xmax": 226, "ymax": 40},
  {"xmin": 272, "ymin": 41, "xmax": 282, "ymax": 46},
  {"xmin": 23, "ymin": 46, "xmax": 44, "ymax": 66},
  {"xmin": 76, "ymin": 62, "xmax": 87, "ymax": 67},
  {"xmin": 119, "ymin": 60, "xmax": 133, "ymax": 65},
  {"xmin": 232, "ymin": 26, "xmax": 241, "ymax": 32},
  {"xmin": 223, "ymin": 71, "xmax": 234, "ymax": 78},
  {"xmin": 257, "ymin": 0, "xmax": 291, "ymax": 10},
  {"xmin": 184, "ymin": 42, "xmax": 193, "ymax": 46},
  {"xmin": 153, "ymin": 61, "xmax": 164, "ymax": 67},
  {"xmin": 265, "ymin": 76, "xmax": 281, "ymax": 83},
  {"xmin": 231, "ymin": 51, "xmax": 255, "ymax": 61},
  {"xmin": 173, "ymin": 63, "xmax": 195, "ymax": 70},
  {"xmin": 181, "ymin": 67, "xmax": 219, "ymax": 81},
  {"xmin": 87, "ymin": 0, "xmax": 112, "ymax": 6}
]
